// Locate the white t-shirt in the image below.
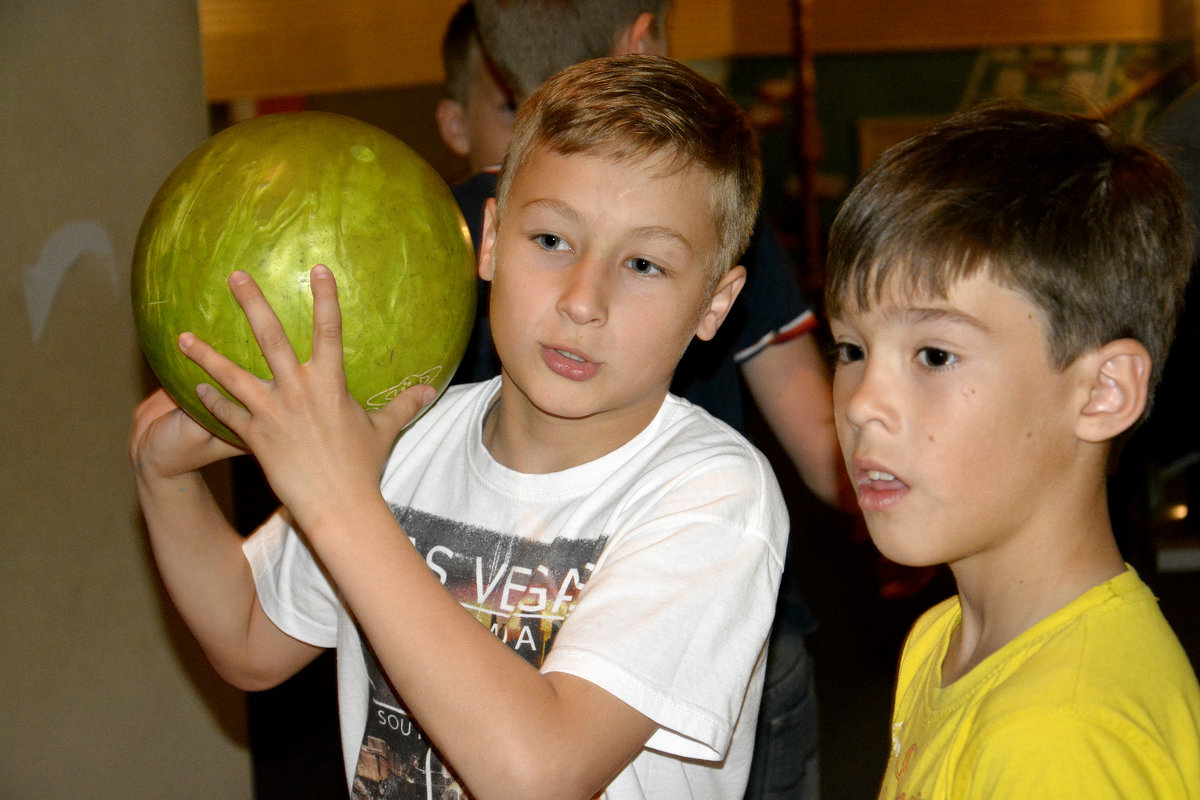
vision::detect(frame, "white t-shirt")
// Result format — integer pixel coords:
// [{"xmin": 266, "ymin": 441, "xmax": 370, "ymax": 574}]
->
[{"xmin": 244, "ymin": 378, "xmax": 789, "ymax": 799}]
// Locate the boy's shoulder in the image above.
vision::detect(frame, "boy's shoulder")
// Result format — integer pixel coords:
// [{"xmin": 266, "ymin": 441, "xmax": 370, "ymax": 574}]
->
[
  {"xmin": 911, "ymin": 570, "xmax": 1196, "ymax": 700},
  {"xmin": 985, "ymin": 569, "xmax": 1192, "ymax": 696},
  {"xmin": 895, "ymin": 571, "xmax": 1200, "ymax": 795},
  {"xmin": 653, "ymin": 393, "xmax": 777, "ymax": 473},
  {"xmin": 972, "ymin": 570, "xmax": 1200, "ymax": 794},
  {"xmin": 922, "ymin": 570, "xmax": 1200, "ymax": 741}
]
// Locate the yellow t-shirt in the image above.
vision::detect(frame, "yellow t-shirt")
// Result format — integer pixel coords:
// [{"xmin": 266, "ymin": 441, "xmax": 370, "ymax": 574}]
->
[{"xmin": 878, "ymin": 568, "xmax": 1200, "ymax": 799}]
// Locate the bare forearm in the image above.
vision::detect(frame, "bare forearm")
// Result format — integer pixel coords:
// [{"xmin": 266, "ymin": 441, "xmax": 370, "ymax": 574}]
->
[
  {"xmin": 135, "ymin": 467, "xmax": 286, "ymax": 688},
  {"xmin": 302, "ymin": 497, "xmax": 651, "ymax": 800}
]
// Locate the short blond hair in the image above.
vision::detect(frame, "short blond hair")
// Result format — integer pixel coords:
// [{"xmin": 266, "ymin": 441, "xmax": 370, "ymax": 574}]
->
[{"xmin": 495, "ymin": 54, "xmax": 762, "ymax": 284}]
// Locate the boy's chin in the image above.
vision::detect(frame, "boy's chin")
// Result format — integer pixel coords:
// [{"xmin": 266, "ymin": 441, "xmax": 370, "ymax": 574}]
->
[{"xmin": 871, "ymin": 553, "xmax": 944, "ymax": 601}]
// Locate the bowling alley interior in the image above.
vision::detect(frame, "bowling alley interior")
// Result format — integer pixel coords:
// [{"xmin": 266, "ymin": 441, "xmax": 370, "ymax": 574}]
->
[{"xmin": 7, "ymin": 1, "xmax": 1200, "ymax": 797}]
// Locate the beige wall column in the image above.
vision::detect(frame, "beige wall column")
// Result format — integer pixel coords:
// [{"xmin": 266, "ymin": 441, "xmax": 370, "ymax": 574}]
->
[{"xmin": 1, "ymin": 3, "xmax": 252, "ymax": 796}]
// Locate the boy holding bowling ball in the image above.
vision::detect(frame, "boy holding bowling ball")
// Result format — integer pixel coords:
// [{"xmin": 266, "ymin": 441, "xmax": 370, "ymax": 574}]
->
[{"xmin": 131, "ymin": 55, "xmax": 786, "ymax": 800}]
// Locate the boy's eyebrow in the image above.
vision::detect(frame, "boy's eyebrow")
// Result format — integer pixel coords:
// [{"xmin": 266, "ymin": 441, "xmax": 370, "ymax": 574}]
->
[
  {"xmin": 892, "ymin": 305, "xmax": 993, "ymax": 333},
  {"xmin": 631, "ymin": 225, "xmax": 694, "ymax": 251},
  {"xmin": 523, "ymin": 198, "xmax": 581, "ymax": 222},
  {"xmin": 522, "ymin": 199, "xmax": 695, "ymax": 251}
]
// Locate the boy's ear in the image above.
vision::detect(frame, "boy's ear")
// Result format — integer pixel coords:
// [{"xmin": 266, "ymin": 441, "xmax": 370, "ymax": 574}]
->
[
  {"xmin": 478, "ymin": 198, "xmax": 499, "ymax": 282},
  {"xmin": 1074, "ymin": 339, "xmax": 1151, "ymax": 443},
  {"xmin": 614, "ymin": 12, "xmax": 667, "ymax": 56},
  {"xmin": 435, "ymin": 98, "xmax": 471, "ymax": 158},
  {"xmin": 695, "ymin": 265, "xmax": 746, "ymax": 342}
]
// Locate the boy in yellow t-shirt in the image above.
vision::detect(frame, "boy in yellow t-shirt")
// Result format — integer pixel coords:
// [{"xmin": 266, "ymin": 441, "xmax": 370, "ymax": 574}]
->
[{"xmin": 825, "ymin": 104, "xmax": 1200, "ymax": 799}]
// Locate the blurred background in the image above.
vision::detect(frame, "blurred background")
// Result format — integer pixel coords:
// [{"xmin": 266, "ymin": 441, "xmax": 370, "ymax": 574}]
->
[{"xmin": 4, "ymin": 1, "xmax": 1198, "ymax": 797}]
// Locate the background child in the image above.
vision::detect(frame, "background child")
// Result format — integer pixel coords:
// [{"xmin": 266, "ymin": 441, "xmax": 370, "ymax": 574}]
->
[
  {"xmin": 132, "ymin": 55, "xmax": 787, "ymax": 799},
  {"xmin": 825, "ymin": 103, "xmax": 1200, "ymax": 798},
  {"xmin": 433, "ymin": 1, "xmax": 514, "ymax": 178}
]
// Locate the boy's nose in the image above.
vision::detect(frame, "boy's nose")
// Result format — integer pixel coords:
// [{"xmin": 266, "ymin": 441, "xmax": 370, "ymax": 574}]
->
[
  {"xmin": 838, "ymin": 360, "xmax": 896, "ymax": 432},
  {"xmin": 556, "ymin": 256, "xmax": 609, "ymax": 326}
]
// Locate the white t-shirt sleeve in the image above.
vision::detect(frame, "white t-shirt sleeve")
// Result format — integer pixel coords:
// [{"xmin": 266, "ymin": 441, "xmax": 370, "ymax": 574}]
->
[
  {"xmin": 541, "ymin": 443, "xmax": 787, "ymax": 762},
  {"xmin": 242, "ymin": 511, "xmax": 341, "ymax": 649}
]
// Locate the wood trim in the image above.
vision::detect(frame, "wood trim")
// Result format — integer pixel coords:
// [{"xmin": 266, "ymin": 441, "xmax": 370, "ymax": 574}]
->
[
  {"xmin": 199, "ymin": 0, "xmax": 463, "ymax": 100},
  {"xmin": 807, "ymin": 0, "xmax": 1192, "ymax": 55},
  {"xmin": 199, "ymin": 0, "xmax": 1193, "ymax": 101}
]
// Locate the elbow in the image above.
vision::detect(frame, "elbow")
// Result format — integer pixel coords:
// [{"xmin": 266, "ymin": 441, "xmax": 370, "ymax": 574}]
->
[
  {"xmin": 208, "ymin": 652, "xmax": 292, "ymax": 693},
  {"xmin": 462, "ymin": 749, "xmax": 607, "ymax": 800},
  {"xmin": 204, "ymin": 609, "xmax": 321, "ymax": 692},
  {"xmin": 223, "ymin": 669, "xmax": 284, "ymax": 694}
]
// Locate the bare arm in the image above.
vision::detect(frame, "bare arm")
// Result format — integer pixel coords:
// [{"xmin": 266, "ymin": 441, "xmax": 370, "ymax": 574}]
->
[
  {"xmin": 130, "ymin": 388, "xmax": 323, "ymax": 690},
  {"xmin": 740, "ymin": 334, "xmax": 854, "ymax": 511},
  {"xmin": 183, "ymin": 267, "xmax": 656, "ymax": 800},
  {"xmin": 301, "ymin": 495, "xmax": 656, "ymax": 798}
]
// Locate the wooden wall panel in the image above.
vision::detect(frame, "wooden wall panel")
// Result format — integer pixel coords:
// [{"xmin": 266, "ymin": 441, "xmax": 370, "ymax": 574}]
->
[
  {"xmin": 199, "ymin": 0, "xmax": 1194, "ymax": 101},
  {"xmin": 667, "ymin": 0, "xmax": 737, "ymax": 61},
  {"xmin": 200, "ymin": 0, "xmax": 463, "ymax": 100},
  {"xmin": 809, "ymin": 0, "xmax": 1193, "ymax": 54}
]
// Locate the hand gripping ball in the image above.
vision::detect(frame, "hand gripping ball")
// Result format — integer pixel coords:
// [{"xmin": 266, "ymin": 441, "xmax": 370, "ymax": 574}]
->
[{"xmin": 132, "ymin": 111, "xmax": 477, "ymax": 444}]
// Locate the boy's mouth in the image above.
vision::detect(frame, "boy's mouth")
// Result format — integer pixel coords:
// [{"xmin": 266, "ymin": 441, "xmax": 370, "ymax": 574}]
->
[
  {"xmin": 555, "ymin": 348, "xmax": 586, "ymax": 362},
  {"xmin": 541, "ymin": 344, "xmax": 599, "ymax": 381},
  {"xmin": 853, "ymin": 462, "xmax": 908, "ymax": 512}
]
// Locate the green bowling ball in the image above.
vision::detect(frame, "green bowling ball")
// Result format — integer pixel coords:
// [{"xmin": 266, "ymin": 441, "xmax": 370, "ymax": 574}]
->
[{"xmin": 132, "ymin": 111, "xmax": 476, "ymax": 445}]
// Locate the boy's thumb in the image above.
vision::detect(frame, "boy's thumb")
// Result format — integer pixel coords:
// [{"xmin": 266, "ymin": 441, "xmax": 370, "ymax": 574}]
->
[
  {"xmin": 377, "ymin": 384, "xmax": 439, "ymax": 441},
  {"xmin": 413, "ymin": 385, "xmax": 438, "ymax": 409}
]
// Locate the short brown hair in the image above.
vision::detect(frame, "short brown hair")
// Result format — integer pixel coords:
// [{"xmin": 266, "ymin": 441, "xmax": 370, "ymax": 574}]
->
[
  {"xmin": 494, "ymin": 54, "xmax": 761, "ymax": 283},
  {"xmin": 474, "ymin": 0, "xmax": 669, "ymax": 102},
  {"xmin": 440, "ymin": 2, "xmax": 481, "ymax": 105},
  {"xmin": 825, "ymin": 103, "xmax": 1194, "ymax": 409}
]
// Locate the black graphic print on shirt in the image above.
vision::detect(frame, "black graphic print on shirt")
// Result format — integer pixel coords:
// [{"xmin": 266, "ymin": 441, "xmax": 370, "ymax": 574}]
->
[{"xmin": 351, "ymin": 505, "xmax": 609, "ymax": 800}]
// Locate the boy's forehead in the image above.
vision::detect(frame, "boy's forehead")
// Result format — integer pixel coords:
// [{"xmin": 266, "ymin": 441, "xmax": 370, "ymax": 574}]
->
[
  {"xmin": 524, "ymin": 140, "xmax": 690, "ymax": 176},
  {"xmin": 832, "ymin": 254, "xmax": 1007, "ymax": 312},
  {"xmin": 505, "ymin": 144, "xmax": 713, "ymax": 212},
  {"xmin": 831, "ymin": 269, "xmax": 1032, "ymax": 326},
  {"xmin": 832, "ymin": 268, "xmax": 953, "ymax": 318}
]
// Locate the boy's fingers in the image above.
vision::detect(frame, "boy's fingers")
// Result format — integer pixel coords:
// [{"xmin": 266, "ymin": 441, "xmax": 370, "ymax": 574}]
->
[
  {"xmin": 130, "ymin": 388, "xmax": 244, "ymax": 477},
  {"xmin": 308, "ymin": 265, "xmax": 345, "ymax": 371},
  {"xmin": 178, "ymin": 330, "xmax": 262, "ymax": 409},
  {"xmin": 228, "ymin": 270, "xmax": 299, "ymax": 378},
  {"xmin": 194, "ymin": 382, "xmax": 251, "ymax": 434},
  {"xmin": 372, "ymin": 384, "xmax": 438, "ymax": 443},
  {"xmin": 161, "ymin": 401, "xmax": 245, "ymax": 464},
  {"xmin": 133, "ymin": 386, "xmax": 181, "ymax": 427}
]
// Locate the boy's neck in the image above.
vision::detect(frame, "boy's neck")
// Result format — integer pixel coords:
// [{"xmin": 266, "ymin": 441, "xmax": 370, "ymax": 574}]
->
[
  {"xmin": 940, "ymin": 493, "xmax": 1126, "ymax": 686},
  {"xmin": 481, "ymin": 376, "xmax": 668, "ymax": 474}
]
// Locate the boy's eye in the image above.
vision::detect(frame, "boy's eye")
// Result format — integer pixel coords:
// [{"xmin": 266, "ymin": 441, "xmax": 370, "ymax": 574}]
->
[
  {"xmin": 626, "ymin": 257, "xmax": 664, "ymax": 277},
  {"xmin": 533, "ymin": 233, "xmax": 570, "ymax": 252},
  {"xmin": 833, "ymin": 342, "xmax": 864, "ymax": 364},
  {"xmin": 916, "ymin": 347, "xmax": 957, "ymax": 369}
]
